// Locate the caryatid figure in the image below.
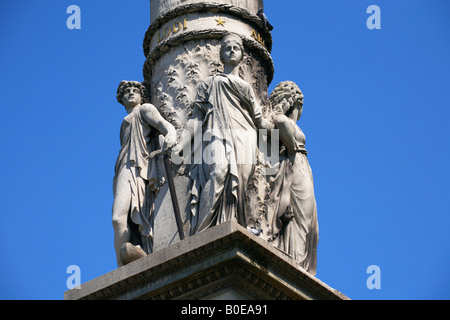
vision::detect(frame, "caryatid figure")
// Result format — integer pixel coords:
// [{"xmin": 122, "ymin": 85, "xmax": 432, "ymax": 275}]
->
[
  {"xmin": 174, "ymin": 34, "xmax": 273, "ymax": 235},
  {"xmin": 268, "ymin": 81, "xmax": 319, "ymax": 275},
  {"xmin": 112, "ymin": 80, "xmax": 177, "ymax": 267}
]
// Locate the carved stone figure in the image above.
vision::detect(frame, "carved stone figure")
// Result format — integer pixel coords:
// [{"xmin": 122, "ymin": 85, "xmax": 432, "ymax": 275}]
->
[
  {"xmin": 267, "ymin": 81, "xmax": 319, "ymax": 275},
  {"xmin": 174, "ymin": 34, "xmax": 273, "ymax": 235},
  {"xmin": 112, "ymin": 80, "xmax": 177, "ymax": 267},
  {"xmin": 108, "ymin": 0, "xmax": 321, "ymax": 276},
  {"xmin": 141, "ymin": 0, "xmax": 275, "ymax": 252}
]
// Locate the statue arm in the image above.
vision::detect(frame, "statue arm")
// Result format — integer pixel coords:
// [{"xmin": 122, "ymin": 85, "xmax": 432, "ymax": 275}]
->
[
  {"xmin": 274, "ymin": 114, "xmax": 301, "ymax": 157},
  {"xmin": 246, "ymin": 85, "xmax": 274, "ymax": 130},
  {"xmin": 140, "ymin": 103, "xmax": 177, "ymax": 150},
  {"xmin": 172, "ymin": 106, "xmax": 204, "ymax": 158},
  {"xmin": 255, "ymin": 113, "xmax": 274, "ymax": 130}
]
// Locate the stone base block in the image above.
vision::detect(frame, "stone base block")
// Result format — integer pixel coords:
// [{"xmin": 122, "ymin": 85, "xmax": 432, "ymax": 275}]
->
[{"xmin": 64, "ymin": 221, "xmax": 349, "ymax": 300}]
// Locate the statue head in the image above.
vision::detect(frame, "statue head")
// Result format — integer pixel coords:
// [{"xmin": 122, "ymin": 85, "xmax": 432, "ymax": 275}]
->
[
  {"xmin": 269, "ymin": 81, "xmax": 304, "ymax": 121},
  {"xmin": 220, "ymin": 34, "xmax": 245, "ymax": 66},
  {"xmin": 116, "ymin": 81, "xmax": 148, "ymax": 110}
]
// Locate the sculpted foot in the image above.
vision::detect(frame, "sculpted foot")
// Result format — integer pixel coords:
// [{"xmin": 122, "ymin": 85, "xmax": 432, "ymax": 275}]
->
[{"xmin": 119, "ymin": 242, "xmax": 147, "ymax": 266}]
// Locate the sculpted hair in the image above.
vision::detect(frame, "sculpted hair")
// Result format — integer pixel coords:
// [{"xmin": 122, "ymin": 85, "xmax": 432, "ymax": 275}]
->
[
  {"xmin": 116, "ymin": 81, "xmax": 149, "ymax": 105},
  {"xmin": 269, "ymin": 81, "xmax": 304, "ymax": 116}
]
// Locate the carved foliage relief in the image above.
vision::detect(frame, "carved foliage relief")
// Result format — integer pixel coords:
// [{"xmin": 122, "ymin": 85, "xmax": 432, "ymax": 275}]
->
[{"xmin": 147, "ymin": 39, "xmax": 269, "ymax": 129}]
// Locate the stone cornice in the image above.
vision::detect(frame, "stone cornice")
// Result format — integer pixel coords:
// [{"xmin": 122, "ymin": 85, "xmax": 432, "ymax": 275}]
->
[
  {"xmin": 143, "ymin": 28, "xmax": 274, "ymax": 85},
  {"xmin": 143, "ymin": 2, "xmax": 273, "ymax": 57},
  {"xmin": 64, "ymin": 221, "xmax": 349, "ymax": 300}
]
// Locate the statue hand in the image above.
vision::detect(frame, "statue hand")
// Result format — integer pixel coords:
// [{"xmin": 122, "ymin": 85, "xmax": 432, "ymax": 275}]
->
[
  {"xmin": 273, "ymin": 114, "xmax": 291, "ymax": 128},
  {"xmin": 257, "ymin": 116, "xmax": 274, "ymax": 130},
  {"xmin": 169, "ymin": 142, "xmax": 185, "ymax": 166},
  {"xmin": 171, "ymin": 142, "xmax": 182, "ymax": 157},
  {"xmin": 148, "ymin": 132, "xmax": 179, "ymax": 160},
  {"xmin": 162, "ymin": 131, "xmax": 177, "ymax": 152}
]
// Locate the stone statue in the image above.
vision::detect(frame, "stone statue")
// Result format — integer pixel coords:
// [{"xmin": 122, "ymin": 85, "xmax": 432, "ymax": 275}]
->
[
  {"xmin": 112, "ymin": 80, "xmax": 177, "ymax": 267},
  {"xmin": 108, "ymin": 0, "xmax": 320, "ymax": 276},
  {"xmin": 174, "ymin": 33, "xmax": 273, "ymax": 235},
  {"xmin": 267, "ymin": 81, "xmax": 319, "ymax": 275}
]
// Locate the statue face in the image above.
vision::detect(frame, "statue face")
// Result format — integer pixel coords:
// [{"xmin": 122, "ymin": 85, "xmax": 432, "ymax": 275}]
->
[
  {"xmin": 221, "ymin": 41, "xmax": 243, "ymax": 66},
  {"xmin": 121, "ymin": 86, "xmax": 142, "ymax": 108},
  {"xmin": 291, "ymin": 100, "xmax": 303, "ymax": 121}
]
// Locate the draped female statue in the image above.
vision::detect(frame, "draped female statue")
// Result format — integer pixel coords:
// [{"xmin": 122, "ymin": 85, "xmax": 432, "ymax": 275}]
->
[
  {"xmin": 174, "ymin": 34, "xmax": 273, "ymax": 235},
  {"xmin": 268, "ymin": 81, "xmax": 319, "ymax": 275}
]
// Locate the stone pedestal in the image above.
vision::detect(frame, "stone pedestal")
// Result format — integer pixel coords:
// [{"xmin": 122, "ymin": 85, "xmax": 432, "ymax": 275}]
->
[{"xmin": 64, "ymin": 221, "xmax": 348, "ymax": 300}]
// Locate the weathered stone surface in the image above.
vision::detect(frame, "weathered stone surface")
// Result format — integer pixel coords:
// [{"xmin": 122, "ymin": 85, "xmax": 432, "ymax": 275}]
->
[
  {"xmin": 64, "ymin": 221, "xmax": 348, "ymax": 300},
  {"xmin": 109, "ymin": 0, "xmax": 320, "ymax": 286},
  {"xmin": 119, "ymin": 243, "xmax": 147, "ymax": 266},
  {"xmin": 152, "ymin": 175, "xmax": 191, "ymax": 252},
  {"xmin": 142, "ymin": 0, "xmax": 274, "ymax": 259},
  {"xmin": 112, "ymin": 81, "xmax": 178, "ymax": 267},
  {"xmin": 150, "ymin": 0, "xmax": 264, "ymax": 23}
]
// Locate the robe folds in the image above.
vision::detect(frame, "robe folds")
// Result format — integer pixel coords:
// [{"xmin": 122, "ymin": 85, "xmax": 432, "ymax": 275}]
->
[
  {"xmin": 188, "ymin": 74, "xmax": 264, "ymax": 234},
  {"xmin": 113, "ymin": 106, "xmax": 162, "ymax": 253},
  {"xmin": 269, "ymin": 118, "xmax": 319, "ymax": 275}
]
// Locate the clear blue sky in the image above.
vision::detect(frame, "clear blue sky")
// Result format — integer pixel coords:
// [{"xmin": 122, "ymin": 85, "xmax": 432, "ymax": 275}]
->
[{"xmin": 0, "ymin": 0, "xmax": 448, "ymax": 300}]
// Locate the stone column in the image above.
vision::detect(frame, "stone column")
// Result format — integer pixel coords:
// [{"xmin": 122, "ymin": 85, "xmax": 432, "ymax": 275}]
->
[
  {"xmin": 142, "ymin": 0, "xmax": 274, "ymax": 252},
  {"xmin": 143, "ymin": 0, "xmax": 273, "ymax": 128}
]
